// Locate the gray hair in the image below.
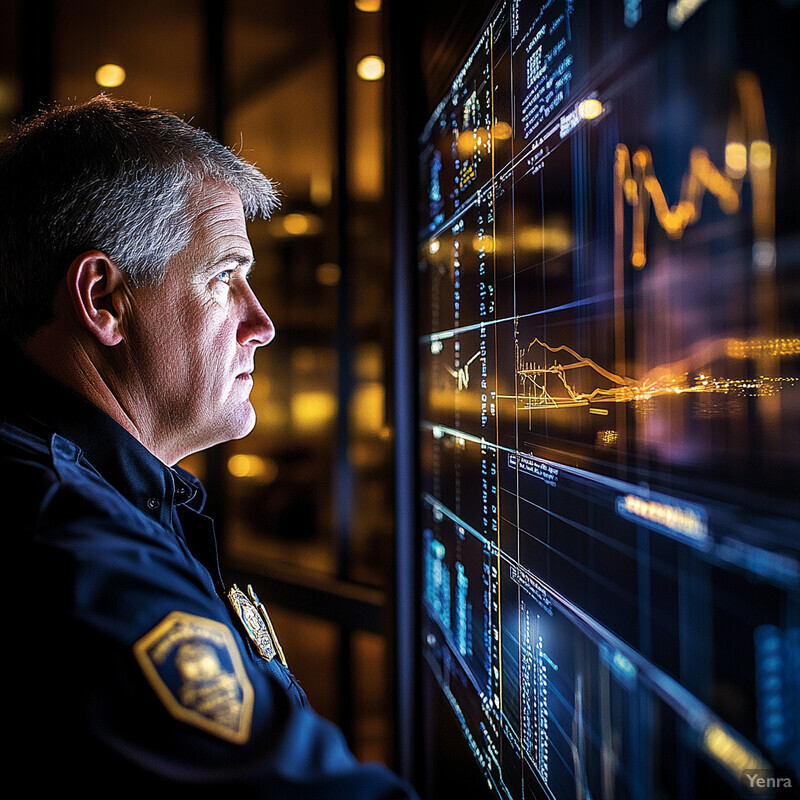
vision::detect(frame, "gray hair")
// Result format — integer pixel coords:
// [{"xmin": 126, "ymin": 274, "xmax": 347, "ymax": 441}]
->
[{"xmin": 0, "ymin": 95, "xmax": 278, "ymax": 340}]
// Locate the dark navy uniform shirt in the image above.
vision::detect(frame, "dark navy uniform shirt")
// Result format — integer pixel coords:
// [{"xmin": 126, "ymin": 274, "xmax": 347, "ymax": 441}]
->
[{"xmin": 3, "ymin": 350, "xmax": 417, "ymax": 798}]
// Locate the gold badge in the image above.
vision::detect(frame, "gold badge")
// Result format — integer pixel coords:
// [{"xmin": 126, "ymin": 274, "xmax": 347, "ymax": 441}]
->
[
  {"xmin": 133, "ymin": 611, "xmax": 254, "ymax": 744},
  {"xmin": 227, "ymin": 583, "xmax": 287, "ymax": 666}
]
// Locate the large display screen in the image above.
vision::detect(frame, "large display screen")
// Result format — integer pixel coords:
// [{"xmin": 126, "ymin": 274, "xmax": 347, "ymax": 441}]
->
[{"xmin": 416, "ymin": 1, "xmax": 799, "ymax": 798}]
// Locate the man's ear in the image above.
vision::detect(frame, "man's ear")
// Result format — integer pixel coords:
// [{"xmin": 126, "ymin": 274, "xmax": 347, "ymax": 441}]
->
[{"xmin": 66, "ymin": 251, "xmax": 127, "ymax": 346}]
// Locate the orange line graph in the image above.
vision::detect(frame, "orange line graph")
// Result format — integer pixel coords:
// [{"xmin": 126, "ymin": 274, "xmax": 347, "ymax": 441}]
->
[
  {"xmin": 505, "ymin": 336, "xmax": 798, "ymax": 413},
  {"xmin": 614, "ymin": 71, "xmax": 775, "ymax": 270}
]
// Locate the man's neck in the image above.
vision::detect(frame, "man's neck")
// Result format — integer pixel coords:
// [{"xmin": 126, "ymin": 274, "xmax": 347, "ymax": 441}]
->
[{"xmin": 22, "ymin": 326, "xmax": 147, "ymax": 453}]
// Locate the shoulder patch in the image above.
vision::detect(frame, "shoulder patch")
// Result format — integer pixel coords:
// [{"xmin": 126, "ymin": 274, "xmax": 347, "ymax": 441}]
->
[{"xmin": 133, "ymin": 611, "xmax": 254, "ymax": 744}]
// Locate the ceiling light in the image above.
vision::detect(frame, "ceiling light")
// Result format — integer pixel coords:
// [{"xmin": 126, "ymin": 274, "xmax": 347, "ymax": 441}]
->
[
  {"xmin": 316, "ymin": 263, "xmax": 341, "ymax": 286},
  {"xmin": 95, "ymin": 64, "xmax": 126, "ymax": 88},
  {"xmin": 357, "ymin": 56, "xmax": 385, "ymax": 81},
  {"xmin": 283, "ymin": 213, "xmax": 310, "ymax": 235},
  {"xmin": 355, "ymin": 0, "xmax": 381, "ymax": 10}
]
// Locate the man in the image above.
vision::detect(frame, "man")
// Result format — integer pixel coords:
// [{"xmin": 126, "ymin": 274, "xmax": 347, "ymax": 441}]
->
[{"xmin": 0, "ymin": 96, "xmax": 417, "ymax": 797}]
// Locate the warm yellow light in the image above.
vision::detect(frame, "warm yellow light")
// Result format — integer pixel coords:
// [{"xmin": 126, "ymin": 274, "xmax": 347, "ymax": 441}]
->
[
  {"xmin": 578, "ymin": 98, "xmax": 604, "ymax": 120},
  {"xmin": 291, "ymin": 391, "xmax": 338, "ymax": 432},
  {"xmin": 668, "ymin": 0, "xmax": 709, "ymax": 30},
  {"xmin": 518, "ymin": 225, "xmax": 573, "ymax": 253},
  {"xmin": 277, "ymin": 213, "xmax": 321, "ymax": 237},
  {"xmin": 357, "ymin": 56, "xmax": 385, "ymax": 81},
  {"xmin": 596, "ymin": 429, "xmax": 618, "ymax": 447},
  {"xmin": 456, "ymin": 130, "xmax": 475, "ymax": 159},
  {"xmin": 350, "ymin": 381, "xmax": 385, "ymax": 434},
  {"xmin": 310, "ymin": 173, "xmax": 332, "ymax": 206},
  {"xmin": 0, "ymin": 77, "xmax": 19, "ymax": 114},
  {"xmin": 429, "ymin": 239, "xmax": 440, "ymax": 255},
  {"xmin": 291, "ymin": 346, "xmax": 323, "ymax": 373},
  {"xmin": 355, "ymin": 0, "xmax": 381, "ymax": 10},
  {"xmin": 726, "ymin": 336, "xmax": 800, "ymax": 359},
  {"xmin": 492, "ymin": 121, "xmax": 512, "ymax": 140},
  {"xmin": 283, "ymin": 213, "xmax": 309, "ymax": 235},
  {"xmin": 473, "ymin": 234, "xmax": 495, "ymax": 253},
  {"xmin": 702, "ymin": 722, "xmax": 769, "ymax": 779},
  {"xmin": 316, "ymin": 262, "xmax": 341, "ymax": 286},
  {"xmin": 749, "ymin": 140, "xmax": 771, "ymax": 171},
  {"xmin": 227, "ymin": 454, "xmax": 278, "ymax": 483},
  {"xmin": 725, "ymin": 142, "xmax": 747, "ymax": 178},
  {"xmin": 95, "ymin": 63, "xmax": 126, "ymax": 88},
  {"xmin": 615, "ymin": 143, "xmax": 747, "ymax": 269}
]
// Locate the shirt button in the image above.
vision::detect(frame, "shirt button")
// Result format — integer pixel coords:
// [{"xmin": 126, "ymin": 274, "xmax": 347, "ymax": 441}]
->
[{"xmin": 147, "ymin": 497, "xmax": 161, "ymax": 510}]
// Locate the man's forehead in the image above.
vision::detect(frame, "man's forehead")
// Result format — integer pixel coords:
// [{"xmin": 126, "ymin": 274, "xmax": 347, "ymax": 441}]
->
[
  {"xmin": 185, "ymin": 184, "xmax": 252, "ymax": 255},
  {"xmin": 189, "ymin": 182, "xmax": 247, "ymax": 226},
  {"xmin": 159, "ymin": 183, "xmax": 253, "ymax": 281}
]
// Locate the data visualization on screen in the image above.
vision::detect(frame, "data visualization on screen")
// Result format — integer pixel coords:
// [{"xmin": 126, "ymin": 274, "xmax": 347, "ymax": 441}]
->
[{"xmin": 417, "ymin": 1, "xmax": 799, "ymax": 798}]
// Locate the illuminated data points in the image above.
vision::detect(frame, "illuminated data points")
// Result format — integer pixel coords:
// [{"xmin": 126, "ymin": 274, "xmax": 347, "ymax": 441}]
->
[
  {"xmin": 473, "ymin": 234, "xmax": 495, "ymax": 253},
  {"xmin": 726, "ymin": 336, "xmax": 800, "ymax": 359},
  {"xmin": 596, "ymin": 430, "xmax": 619, "ymax": 447},
  {"xmin": 457, "ymin": 127, "xmax": 491, "ymax": 158}
]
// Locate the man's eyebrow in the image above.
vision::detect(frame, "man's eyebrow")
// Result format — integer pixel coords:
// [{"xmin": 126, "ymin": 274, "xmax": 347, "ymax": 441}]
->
[
  {"xmin": 218, "ymin": 254, "xmax": 255, "ymax": 268},
  {"xmin": 205, "ymin": 254, "xmax": 255, "ymax": 275}
]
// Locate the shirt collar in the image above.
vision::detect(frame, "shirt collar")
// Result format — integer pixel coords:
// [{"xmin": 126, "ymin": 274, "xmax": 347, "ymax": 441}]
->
[{"xmin": 5, "ymin": 348, "xmax": 205, "ymax": 523}]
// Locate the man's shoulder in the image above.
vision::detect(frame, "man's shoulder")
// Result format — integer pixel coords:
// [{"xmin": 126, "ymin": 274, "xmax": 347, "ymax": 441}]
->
[
  {"xmin": 0, "ymin": 415, "xmax": 144, "ymax": 537},
  {"xmin": 0, "ymin": 416, "xmax": 64, "ymax": 517},
  {"xmin": 0, "ymin": 414, "xmax": 53, "ymax": 461}
]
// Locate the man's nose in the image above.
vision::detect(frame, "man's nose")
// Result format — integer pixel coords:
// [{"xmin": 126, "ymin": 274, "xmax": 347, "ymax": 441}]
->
[{"xmin": 238, "ymin": 284, "xmax": 275, "ymax": 347}]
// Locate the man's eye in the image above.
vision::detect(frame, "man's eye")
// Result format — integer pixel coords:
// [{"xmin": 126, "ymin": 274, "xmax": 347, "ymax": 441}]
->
[{"xmin": 215, "ymin": 270, "xmax": 232, "ymax": 285}]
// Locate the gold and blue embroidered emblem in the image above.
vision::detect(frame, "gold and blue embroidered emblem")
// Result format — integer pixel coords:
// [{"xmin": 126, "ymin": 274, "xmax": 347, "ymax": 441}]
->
[
  {"xmin": 227, "ymin": 583, "xmax": 287, "ymax": 666},
  {"xmin": 133, "ymin": 611, "xmax": 254, "ymax": 744}
]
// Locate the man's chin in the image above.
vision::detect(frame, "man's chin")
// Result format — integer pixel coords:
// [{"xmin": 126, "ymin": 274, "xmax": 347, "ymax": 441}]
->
[
  {"xmin": 227, "ymin": 403, "xmax": 257, "ymax": 441},
  {"xmin": 173, "ymin": 404, "xmax": 257, "ymax": 463}
]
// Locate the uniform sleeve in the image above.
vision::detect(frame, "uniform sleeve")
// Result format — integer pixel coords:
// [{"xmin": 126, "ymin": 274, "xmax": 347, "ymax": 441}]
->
[{"xmin": 26, "ymin": 476, "xmax": 419, "ymax": 799}]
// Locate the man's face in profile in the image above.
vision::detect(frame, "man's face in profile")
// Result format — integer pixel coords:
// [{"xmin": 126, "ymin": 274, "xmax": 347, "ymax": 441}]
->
[{"xmin": 118, "ymin": 182, "xmax": 274, "ymax": 464}]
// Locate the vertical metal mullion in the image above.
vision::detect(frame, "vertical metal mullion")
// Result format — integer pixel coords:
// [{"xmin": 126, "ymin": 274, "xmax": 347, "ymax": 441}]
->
[
  {"xmin": 333, "ymin": 0, "xmax": 355, "ymax": 748},
  {"xmin": 388, "ymin": 0, "xmax": 421, "ymax": 785}
]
